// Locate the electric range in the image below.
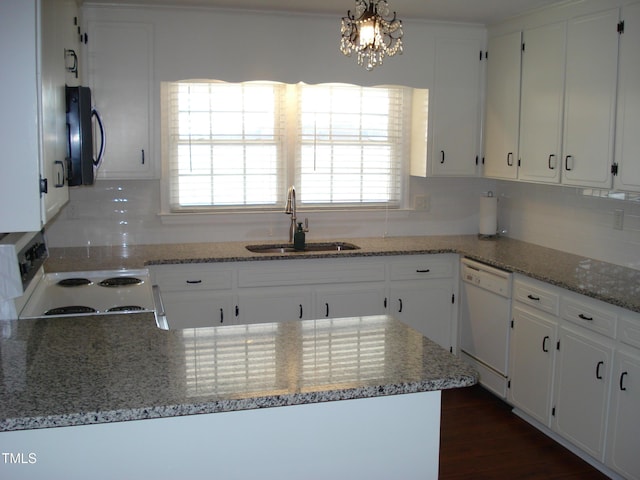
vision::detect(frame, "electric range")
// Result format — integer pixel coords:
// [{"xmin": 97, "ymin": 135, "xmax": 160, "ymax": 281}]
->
[{"xmin": 0, "ymin": 230, "xmax": 158, "ymax": 323}]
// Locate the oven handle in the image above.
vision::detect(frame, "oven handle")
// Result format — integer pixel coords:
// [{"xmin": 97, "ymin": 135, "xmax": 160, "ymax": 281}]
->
[{"xmin": 152, "ymin": 284, "xmax": 169, "ymax": 330}]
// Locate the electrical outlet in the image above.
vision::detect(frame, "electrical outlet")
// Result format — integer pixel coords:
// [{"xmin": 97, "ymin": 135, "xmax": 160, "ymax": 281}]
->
[
  {"xmin": 613, "ymin": 209, "xmax": 624, "ymax": 230},
  {"xmin": 414, "ymin": 194, "xmax": 430, "ymax": 211}
]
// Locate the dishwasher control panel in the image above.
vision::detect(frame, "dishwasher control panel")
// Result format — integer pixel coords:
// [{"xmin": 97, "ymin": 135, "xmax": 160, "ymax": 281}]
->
[{"xmin": 461, "ymin": 259, "xmax": 512, "ymax": 298}]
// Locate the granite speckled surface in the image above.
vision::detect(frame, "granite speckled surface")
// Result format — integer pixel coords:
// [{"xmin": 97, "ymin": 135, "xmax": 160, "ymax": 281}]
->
[
  {"xmin": 47, "ymin": 235, "xmax": 640, "ymax": 312},
  {"xmin": 0, "ymin": 314, "xmax": 477, "ymax": 432}
]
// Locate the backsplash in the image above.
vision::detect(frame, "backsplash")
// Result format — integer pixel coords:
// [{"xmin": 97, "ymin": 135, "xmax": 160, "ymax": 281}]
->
[
  {"xmin": 497, "ymin": 181, "xmax": 640, "ymax": 270},
  {"xmin": 45, "ymin": 177, "xmax": 495, "ymax": 248}
]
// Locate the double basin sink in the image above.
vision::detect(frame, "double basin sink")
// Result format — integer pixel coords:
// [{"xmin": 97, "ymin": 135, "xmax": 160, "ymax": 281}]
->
[{"xmin": 246, "ymin": 242, "xmax": 360, "ymax": 254}]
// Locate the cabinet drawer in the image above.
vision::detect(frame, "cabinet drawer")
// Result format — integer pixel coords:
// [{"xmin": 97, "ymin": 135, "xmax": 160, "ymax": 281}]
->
[
  {"xmin": 150, "ymin": 264, "xmax": 234, "ymax": 292},
  {"xmin": 513, "ymin": 277, "xmax": 560, "ymax": 315},
  {"xmin": 560, "ymin": 294, "xmax": 617, "ymax": 339},
  {"xmin": 388, "ymin": 255, "xmax": 454, "ymax": 280},
  {"xmin": 238, "ymin": 259, "xmax": 385, "ymax": 288},
  {"xmin": 618, "ymin": 313, "xmax": 640, "ymax": 349}
]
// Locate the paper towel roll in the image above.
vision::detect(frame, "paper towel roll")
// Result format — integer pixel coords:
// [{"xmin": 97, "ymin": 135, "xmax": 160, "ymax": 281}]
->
[{"xmin": 479, "ymin": 194, "xmax": 498, "ymax": 236}]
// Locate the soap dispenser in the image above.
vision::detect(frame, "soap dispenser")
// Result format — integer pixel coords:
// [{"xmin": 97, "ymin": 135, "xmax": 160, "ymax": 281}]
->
[{"xmin": 294, "ymin": 222, "xmax": 306, "ymax": 251}]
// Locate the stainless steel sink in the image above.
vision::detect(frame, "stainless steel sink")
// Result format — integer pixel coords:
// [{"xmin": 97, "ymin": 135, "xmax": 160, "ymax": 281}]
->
[{"xmin": 246, "ymin": 242, "xmax": 360, "ymax": 254}]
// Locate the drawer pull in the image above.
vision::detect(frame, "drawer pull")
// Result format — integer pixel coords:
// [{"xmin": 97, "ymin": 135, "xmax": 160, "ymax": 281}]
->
[
  {"xmin": 219, "ymin": 308, "xmax": 224, "ymax": 324},
  {"xmin": 186, "ymin": 279, "xmax": 202, "ymax": 284},
  {"xmin": 416, "ymin": 269, "xmax": 431, "ymax": 273},
  {"xmin": 398, "ymin": 298, "xmax": 403, "ymax": 313},
  {"xmin": 620, "ymin": 372, "xmax": 628, "ymax": 391},
  {"xmin": 527, "ymin": 294, "xmax": 540, "ymax": 301},
  {"xmin": 325, "ymin": 303, "xmax": 329, "ymax": 317},
  {"xmin": 542, "ymin": 335, "xmax": 550, "ymax": 353},
  {"xmin": 299, "ymin": 304, "xmax": 303, "ymax": 319},
  {"xmin": 578, "ymin": 313, "xmax": 593, "ymax": 321},
  {"xmin": 596, "ymin": 361, "xmax": 604, "ymax": 380}
]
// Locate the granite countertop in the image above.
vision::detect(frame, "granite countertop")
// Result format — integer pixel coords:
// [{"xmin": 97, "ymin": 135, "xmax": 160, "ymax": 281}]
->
[
  {"xmin": 47, "ymin": 235, "xmax": 640, "ymax": 313},
  {"xmin": 0, "ymin": 314, "xmax": 477, "ymax": 432}
]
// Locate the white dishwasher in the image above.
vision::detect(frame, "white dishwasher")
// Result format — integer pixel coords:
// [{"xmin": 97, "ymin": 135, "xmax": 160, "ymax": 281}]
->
[{"xmin": 459, "ymin": 258, "xmax": 513, "ymax": 398}]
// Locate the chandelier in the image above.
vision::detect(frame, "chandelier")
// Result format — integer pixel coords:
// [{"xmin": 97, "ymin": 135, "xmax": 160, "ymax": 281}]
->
[{"xmin": 340, "ymin": 0, "xmax": 404, "ymax": 71}]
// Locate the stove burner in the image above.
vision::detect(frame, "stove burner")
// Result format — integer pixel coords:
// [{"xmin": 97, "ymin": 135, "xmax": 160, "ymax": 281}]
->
[
  {"xmin": 57, "ymin": 278, "xmax": 93, "ymax": 287},
  {"xmin": 106, "ymin": 305, "xmax": 145, "ymax": 312},
  {"xmin": 45, "ymin": 306, "xmax": 97, "ymax": 315},
  {"xmin": 98, "ymin": 277, "xmax": 144, "ymax": 288}
]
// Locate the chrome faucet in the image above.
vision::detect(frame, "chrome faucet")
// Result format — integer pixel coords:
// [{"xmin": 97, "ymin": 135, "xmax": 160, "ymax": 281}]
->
[{"xmin": 285, "ymin": 185, "xmax": 297, "ymax": 243}]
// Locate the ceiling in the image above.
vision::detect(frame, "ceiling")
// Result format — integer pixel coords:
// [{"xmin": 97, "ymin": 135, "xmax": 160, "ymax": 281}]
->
[{"xmin": 86, "ymin": 0, "xmax": 566, "ymax": 25}]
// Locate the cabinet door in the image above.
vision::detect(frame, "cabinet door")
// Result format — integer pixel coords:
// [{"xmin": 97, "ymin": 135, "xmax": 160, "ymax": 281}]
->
[
  {"xmin": 606, "ymin": 348, "xmax": 640, "ymax": 480},
  {"xmin": 614, "ymin": 2, "xmax": 640, "ymax": 193},
  {"xmin": 388, "ymin": 279, "xmax": 454, "ymax": 351},
  {"xmin": 315, "ymin": 284, "xmax": 387, "ymax": 320},
  {"xmin": 561, "ymin": 9, "xmax": 619, "ymax": 188},
  {"xmin": 553, "ymin": 326, "xmax": 613, "ymax": 461},
  {"xmin": 237, "ymin": 289, "xmax": 312, "ymax": 324},
  {"xmin": 40, "ymin": 0, "xmax": 70, "ymax": 225},
  {"xmin": 508, "ymin": 306, "xmax": 557, "ymax": 427},
  {"xmin": 483, "ymin": 31, "xmax": 521, "ymax": 180},
  {"xmin": 87, "ymin": 21, "xmax": 154, "ymax": 179},
  {"xmin": 429, "ymin": 36, "xmax": 482, "ymax": 177},
  {"xmin": 162, "ymin": 290, "xmax": 235, "ymax": 329},
  {"xmin": 518, "ymin": 22, "xmax": 566, "ymax": 184}
]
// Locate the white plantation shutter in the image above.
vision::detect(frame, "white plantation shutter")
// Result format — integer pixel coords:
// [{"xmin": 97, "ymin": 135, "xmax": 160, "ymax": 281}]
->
[
  {"xmin": 167, "ymin": 81, "xmax": 286, "ymax": 211},
  {"xmin": 164, "ymin": 81, "xmax": 421, "ymax": 211},
  {"xmin": 296, "ymin": 84, "xmax": 406, "ymax": 207}
]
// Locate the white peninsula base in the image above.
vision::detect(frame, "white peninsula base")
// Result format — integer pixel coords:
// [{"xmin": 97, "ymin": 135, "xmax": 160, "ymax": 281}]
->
[{"xmin": 0, "ymin": 391, "xmax": 441, "ymax": 480}]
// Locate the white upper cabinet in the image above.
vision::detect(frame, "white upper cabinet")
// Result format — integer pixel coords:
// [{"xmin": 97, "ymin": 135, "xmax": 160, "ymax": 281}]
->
[
  {"xmin": 518, "ymin": 22, "xmax": 566, "ymax": 184},
  {"xmin": 427, "ymin": 36, "xmax": 483, "ymax": 177},
  {"xmin": 614, "ymin": 2, "xmax": 640, "ymax": 193},
  {"xmin": 561, "ymin": 9, "xmax": 620, "ymax": 189},
  {"xmin": 0, "ymin": 0, "xmax": 70, "ymax": 233},
  {"xmin": 86, "ymin": 21, "xmax": 154, "ymax": 180},
  {"xmin": 483, "ymin": 31, "xmax": 521, "ymax": 180}
]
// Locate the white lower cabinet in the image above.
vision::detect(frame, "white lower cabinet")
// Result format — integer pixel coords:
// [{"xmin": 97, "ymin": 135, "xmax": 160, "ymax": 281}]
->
[
  {"xmin": 509, "ymin": 274, "xmax": 640, "ymax": 478},
  {"xmin": 508, "ymin": 305, "xmax": 558, "ymax": 427},
  {"xmin": 606, "ymin": 347, "xmax": 640, "ymax": 480},
  {"xmin": 150, "ymin": 255, "xmax": 458, "ymax": 352},
  {"xmin": 389, "ymin": 280, "xmax": 454, "ymax": 352},
  {"xmin": 237, "ymin": 288, "xmax": 313, "ymax": 324},
  {"xmin": 161, "ymin": 290, "xmax": 235, "ymax": 329},
  {"xmin": 552, "ymin": 326, "xmax": 613, "ymax": 461},
  {"xmin": 315, "ymin": 284, "xmax": 387, "ymax": 320}
]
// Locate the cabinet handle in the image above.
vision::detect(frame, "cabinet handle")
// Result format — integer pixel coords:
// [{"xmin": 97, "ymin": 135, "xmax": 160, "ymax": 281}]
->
[
  {"xmin": 565, "ymin": 155, "xmax": 573, "ymax": 171},
  {"xmin": 416, "ymin": 269, "xmax": 431, "ymax": 273},
  {"xmin": 440, "ymin": 150, "xmax": 445, "ymax": 164},
  {"xmin": 186, "ymin": 279, "xmax": 202, "ymax": 284},
  {"xmin": 299, "ymin": 304, "xmax": 303, "ymax": 319},
  {"xmin": 578, "ymin": 313, "xmax": 593, "ymax": 321},
  {"xmin": 548, "ymin": 154, "xmax": 556, "ymax": 170},
  {"xmin": 325, "ymin": 303, "xmax": 329, "ymax": 318},
  {"xmin": 507, "ymin": 152, "xmax": 514, "ymax": 167},
  {"xmin": 620, "ymin": 371, "xmax": 628, "ymax": 391},
  {"xmin": 220, "ymin": 308, "xmax": 224, "ymax": 324},
  {"xmin": 141, "ymin": 149, "xmax": 145, "ymax": 165},
  {"xmin": 596, "ymin": 361, "xmax": 604, "ymax": 380},
  {"xmin": 542, "ymin": 335, "xmax": 550, "ymax": 352},
  {"xmin": 398, "ymin": 298, "xmax": 403, "ymax": 313},
  {"xmin": 527, "ymin": 294, "xmax": 540, "ymax": 301},
  {"xmin": 235, "ymin": 305, "xmax": 239, "ymax": 317},
  {"xmin": 384, "ymin": 297, "xmax": 387, "ymax": 309},
  {"xmin": 54, "ymin": 160, "xmax": 65, "ymax": 187}
]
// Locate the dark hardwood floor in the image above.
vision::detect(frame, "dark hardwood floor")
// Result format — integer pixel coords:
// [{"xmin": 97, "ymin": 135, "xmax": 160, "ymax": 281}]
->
[{"xmin": 439, "ymin": 385, "xmax": 610, "ymax": 480}]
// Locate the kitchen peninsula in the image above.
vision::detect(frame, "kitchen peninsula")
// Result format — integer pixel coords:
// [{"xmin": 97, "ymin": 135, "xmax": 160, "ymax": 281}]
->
[{"xmin": 0, "ymin": 313, "xmax": 476, "ymax": 479}]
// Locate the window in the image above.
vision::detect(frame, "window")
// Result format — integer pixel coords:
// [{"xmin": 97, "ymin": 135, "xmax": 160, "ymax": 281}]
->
[{"xmin": 163, "ymin": 80, "xmax": 427, "ymax": 212}]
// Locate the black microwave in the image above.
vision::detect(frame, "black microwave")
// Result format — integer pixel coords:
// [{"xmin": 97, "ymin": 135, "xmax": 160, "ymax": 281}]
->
[{"xmin": 65, "ymin": 86, "xmax": 105, "ymax": 186}]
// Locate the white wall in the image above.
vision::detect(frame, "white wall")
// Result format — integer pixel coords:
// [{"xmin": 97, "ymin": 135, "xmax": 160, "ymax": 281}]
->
[
  {"xmin": 497, "ymin": 181, "xmax": 640, "ymax": 270},
  {"xmin": 46, "ymin": 177, "xmax": 495, "ymax": 246}
]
